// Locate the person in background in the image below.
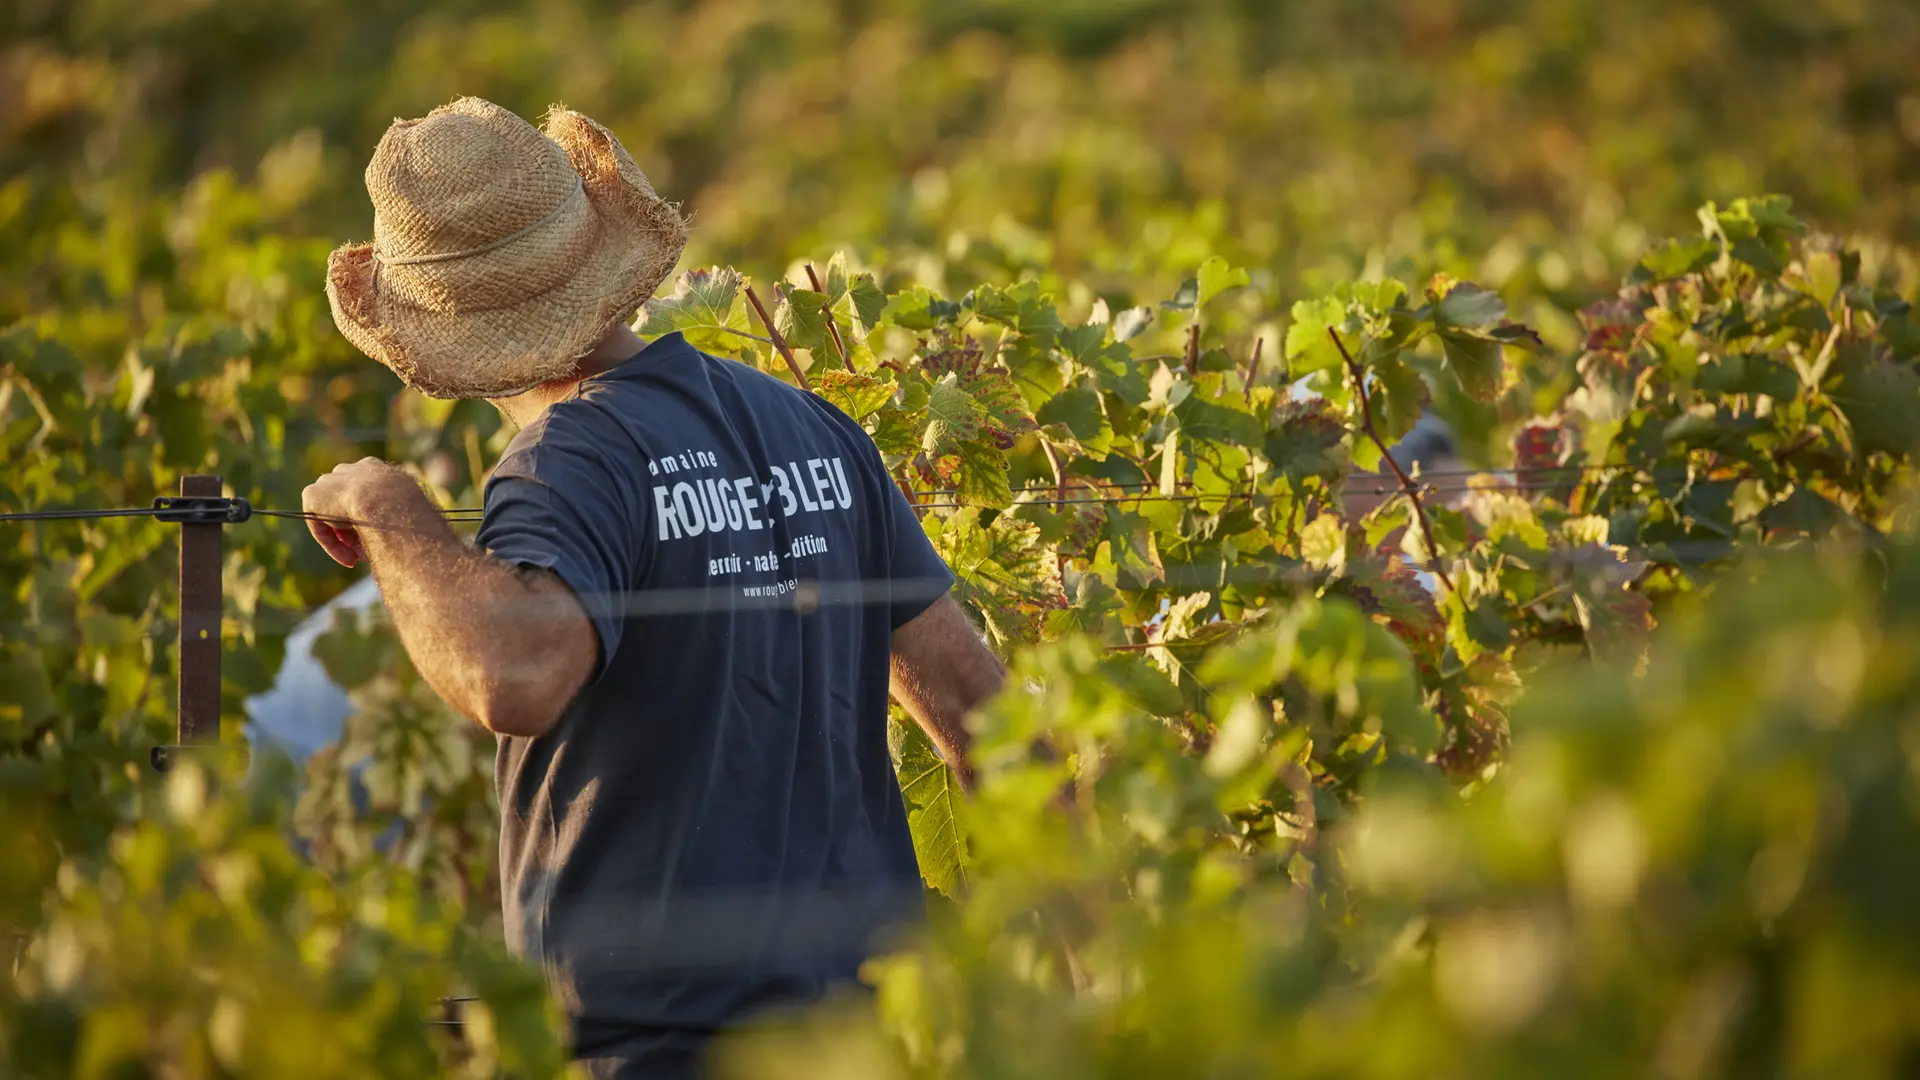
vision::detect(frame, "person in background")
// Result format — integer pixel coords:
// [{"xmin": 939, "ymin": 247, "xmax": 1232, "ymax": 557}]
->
[
  {"xmin": 297, "ymin": 97, "xmax": 1005, "ymax": 1079},
  {"xmin": 1340, "ymin": 413, "xmax": 1465, "ymax": 521}
]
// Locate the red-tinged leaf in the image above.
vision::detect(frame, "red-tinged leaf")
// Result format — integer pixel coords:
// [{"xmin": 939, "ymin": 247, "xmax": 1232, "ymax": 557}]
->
[
  {"xmin": 960, "ymin": 368, "xmax": 1038, "ymax": 437},
  {"xmin": 1489, "ymin": 322, "xmax": 1547, "ymax": 353},
  {"xmin": 1266, "ymin": 398, "xmax": 1350, "ymax": 486},
  {"xmin": 937, "ymin": 437, "xmax": 1014, "ymax": 509},
  {"xmin": 813, "ymin": 369, "xmax": 895, "ymax": 423},
  {"xmin": 925, "ymin": 509, "xmax": 1067, "ymax": 645},
  {"xmin": 1346, "ymin": 551, "xmax": 1443, "ymax": 653}
]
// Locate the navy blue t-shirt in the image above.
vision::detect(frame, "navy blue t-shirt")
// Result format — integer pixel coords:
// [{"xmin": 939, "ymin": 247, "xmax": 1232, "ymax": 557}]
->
[{"xmin": 474, "ymin": 332, "xmax": 953, "ymax": 1063}]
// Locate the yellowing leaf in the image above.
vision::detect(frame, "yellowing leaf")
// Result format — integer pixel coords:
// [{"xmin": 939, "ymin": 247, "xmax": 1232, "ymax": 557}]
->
[{"xmin": 813, "ymin": 369, "xmax": 895, "ymax": 422}]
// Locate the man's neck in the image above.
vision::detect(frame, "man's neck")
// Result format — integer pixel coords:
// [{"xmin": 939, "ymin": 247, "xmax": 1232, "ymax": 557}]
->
[{"xmin": 487, "ymin": 322, "xmax": 649, "ymax": 429}]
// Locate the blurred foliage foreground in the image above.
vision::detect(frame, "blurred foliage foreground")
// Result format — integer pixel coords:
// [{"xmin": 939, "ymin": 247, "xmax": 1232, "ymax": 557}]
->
[{"xmin": 4, "ymin": 178, "xmax": 1920, "ymax": 1077}]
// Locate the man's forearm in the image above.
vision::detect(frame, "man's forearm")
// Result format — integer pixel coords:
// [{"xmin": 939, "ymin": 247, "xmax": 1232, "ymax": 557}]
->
[
  {"xmin": 354, "ymin": 503, "xmax": 577, "ymax": 737},
  {"xmin": 890, "ymin": 596, "xmax": 1007, "ymax": 790}
]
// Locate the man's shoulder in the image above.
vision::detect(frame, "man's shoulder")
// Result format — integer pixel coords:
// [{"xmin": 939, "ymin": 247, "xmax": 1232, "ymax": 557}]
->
[{"xmin": 491, "ymin": 397, "xmax": 638, "ymax": 492}]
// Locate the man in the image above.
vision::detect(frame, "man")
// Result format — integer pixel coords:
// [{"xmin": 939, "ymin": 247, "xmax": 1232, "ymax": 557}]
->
[{"xmin": 301, "ymin": 97, "xmax": 1005, "ymax": 1078}]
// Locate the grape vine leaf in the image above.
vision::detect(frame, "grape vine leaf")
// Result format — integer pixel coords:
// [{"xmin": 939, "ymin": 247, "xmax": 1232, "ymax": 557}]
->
[
  {"xmin": 960, "ymin": 369, "xmax": 1038, "ymax": 441},
  {"xmin": 641, "ymin": 268, "xmax": 750, "ymax": 354},
  {"xmin": 1427, "ymin": 276, "xmax": 1507, "ymax": 329},
  {"xmin": 1368, "ymin": 354, "xmax": 1428, "ymax": 445},
  {"xmin": 1284, "ymin": 296, "xmax": 1349, "ymax": 375},
  {"xmin": 774, "ymin": 285, "xmax": 833, "ymax": 355},
  {"xmin": 943, "ymin": 438, "xmax": 1014, "ymax": 509},
  {"xmin": 1438, "ymin": 332, "xmax": 1505, "ymax": 403},
  {"xmin": 1266, "ymin": 399, "xmax": 1349, "ymax": 486},
  {"xmin": 813, "ymin": 370, "xmax": 896, "ymax": 423},
  {"xmin": 929, "ymin": 509, "xmax": 1067, "ymax": 643},
  {"xmin": 1196, "ymin": 256, "xmax": 1251, "ymax": 310},
  {"xmin": 1037, "ymin": 386, "xmax": 1114, "ymax": 457},
  {"xmin": 893, "ymin": 718, "xmax": 967, "ymax": 898},
  {"xmin": 1827, "ymin": 344, "xmax": 1920, "ymax": 458},
  {"xmin": 922, "ymin": 374, "xmax": 980, "ymax": 455},
  {"xmin": 885, "ymin": 286, "xmax": 964, "ymax": 330}
]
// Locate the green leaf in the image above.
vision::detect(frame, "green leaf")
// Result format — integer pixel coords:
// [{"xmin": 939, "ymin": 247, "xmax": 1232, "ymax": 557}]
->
[
  {"xmin": 1036, "ymin": 387, "xmax": 1112, "ymax": 454},
  {"xmin": 1368, "ymin": 354, "xmax": 1428, "ymax": 443},
  {"xmin": 0, "ymin": 645, "xmax": 55, "ymax": 732},
  {"xmin": 848, "ymin": 273, "xmax": 889, "ymax": 332},
  {"xmin": 1161, "ymin": 277, "xmax": 1200, "ymax": 311},
  {"xmin": 1827, "ymin": 345, "xmax": 1920, "ymax": 458},
  {"xmin": 869, "ymin": 403, "xmax": 925, "ymax": 457},
  {"xmin": 927, "ymin": 510, "xmax": 1066, "ymax": 644},
  {"xmin": 1266, "ymin": 400, "xmax": 1350, "ymax": 486},
  {"xmin": 1561, "ymin": 547, "xmax": 1654, "ymax": 664},
  {"xmin": 1285, "ymin": 296, "xmax": 1348, "ymax": 375},
  {"xmin": 960, "ymin": 369, "xmax": 1037, "ymax": 439},
  {"xmin": 1632, "ymin": 235, "xmax": 1718, "ymax": 283},
  {"xmin": 922, "ymin": 375, "xmax": 980, "ymax": 455},
  {"xmin": 1098, "ymin": 653, "xmax": 1186, "ymax": 717},
  {"xmin": 1171, "ymin": 395, "xmax": 1263, "ymax": 450},
  {"xmin": 1004, "ymin": 335, "xmax": 1068, "ymax": 411},
  {"xmin": 1196, "ymin": 256, "xmax": 1251, "ymax": 310},
  {"xmin": 1463, "ymin": 601, "xmax": 1514, "ymax": 651},
  {"xmin": 1697, "ymin": 353, "xmax": 1801, "ymax": 400},
  {"xmin": 641, "ymin": 267, "xmax": 751, "ymax": 354},
  {"xmin": 884, "ymin": 286, "xmax": 964, "ymax": 330},
  {"xmin": 1045, "ymin": 569, "xmax": 1124, "ymax": 640},
  {"xmin": 1427, "ymin": 277, "xmax": 1506, "ymax": 330},
  {"xmin": 1438, "ymin": 330, "xmax": 1505, "ymax": 402},
  {"xmin": 774, "ymin": 286, "xmax": 833, "ymax": 354},
  {"xmin": 969, "ymin": 281, "xmax": 1064, "ymax": 340},
  {"xmin": 893, "ymin": 719, "xmax": 967, "ymax": 897}
]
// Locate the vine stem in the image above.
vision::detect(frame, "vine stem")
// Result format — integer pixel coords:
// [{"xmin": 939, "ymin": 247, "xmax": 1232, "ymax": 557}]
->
[
  {"xmin": 1327, "ymin": 327, "xmax": 1456, "ymax": 595},
  {"xmin": 743, "ymin": 283, "xmax": 810, "ymax": 390},
  {"xmin": 1042, "ymin": 440, "xmax": 1068, "ymax": 507},
  {"xmin": 803, "ymin": 264, "xmax": 857, "ymax": 372},
  {"xmin": 1242, "ymin": 336, "xmax": 1264, "ymax": 402}
]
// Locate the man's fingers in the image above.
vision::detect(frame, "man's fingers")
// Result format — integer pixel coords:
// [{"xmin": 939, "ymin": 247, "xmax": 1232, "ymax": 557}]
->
[
  {"xmin": 302, "ymin": 478, "xmax": 364, "ymax": 567},
  {"xmin": 304, "ymin": 513, "xmax": 362, "ymax": 567}
]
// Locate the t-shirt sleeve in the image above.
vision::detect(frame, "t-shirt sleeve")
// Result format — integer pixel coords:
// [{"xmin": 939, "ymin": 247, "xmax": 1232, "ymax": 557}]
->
[
  {"xmin": 879, "ymin": 471, "xmax": 955, "ymax": 629},
  {"xmin": 476, "ymin": 447, "xmax": 643, "ymax": 681}
]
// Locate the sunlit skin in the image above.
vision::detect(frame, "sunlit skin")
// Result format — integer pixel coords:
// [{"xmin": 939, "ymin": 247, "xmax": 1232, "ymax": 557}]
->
[{"xmin": 301, "ymin": 320, "xmax": 1001, "ymax": 760}]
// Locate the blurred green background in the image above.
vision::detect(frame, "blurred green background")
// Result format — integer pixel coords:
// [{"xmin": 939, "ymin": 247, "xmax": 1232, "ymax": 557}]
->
[{"xmin": 9, "ymin": 0, "xmax": 1918, "ymax": 301}]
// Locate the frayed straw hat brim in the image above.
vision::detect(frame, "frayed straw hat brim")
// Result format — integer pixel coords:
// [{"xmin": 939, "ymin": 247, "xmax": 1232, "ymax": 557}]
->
[{"xmin": 325, "ymin": 102, "xmax": 689, "ymax": 400}]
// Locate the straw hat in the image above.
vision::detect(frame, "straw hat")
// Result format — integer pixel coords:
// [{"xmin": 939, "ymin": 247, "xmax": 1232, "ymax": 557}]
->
[{"xmin": 325, "ymin": 97, "xmax": 689, "ymax": 399}]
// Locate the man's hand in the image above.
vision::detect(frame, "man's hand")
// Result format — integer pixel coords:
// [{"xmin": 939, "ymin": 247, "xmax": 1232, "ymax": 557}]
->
[
  {"xmin": 301, "ymin": 458, "xmax": 435, "ymax": 567},
  {"xmin": 299, "ymin": 457, "xmax": 594, "ymax": 739}
]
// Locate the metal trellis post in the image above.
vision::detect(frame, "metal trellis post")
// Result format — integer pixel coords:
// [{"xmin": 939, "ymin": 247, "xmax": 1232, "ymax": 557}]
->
[
  {"xmin": 177, "ymin": 474, "xmax": 223, "ymax": 744},
  {"xmin": 150, "ymin": 474, "xmax": 243, "ymax": 772}
]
